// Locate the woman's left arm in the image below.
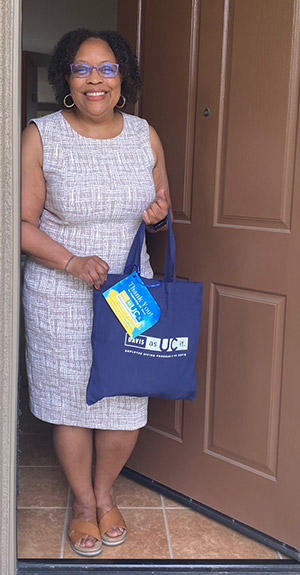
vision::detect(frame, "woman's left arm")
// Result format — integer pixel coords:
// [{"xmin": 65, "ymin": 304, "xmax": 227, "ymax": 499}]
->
[{"xmin": 142, "ymin": 125, "xmax": 173, "ymax": 231}]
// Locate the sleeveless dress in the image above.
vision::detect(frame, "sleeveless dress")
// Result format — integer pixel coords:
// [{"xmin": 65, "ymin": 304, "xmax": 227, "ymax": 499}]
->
[{"xmin": 23, "ymin": 111, "xmax": 155, "ymax": 429}]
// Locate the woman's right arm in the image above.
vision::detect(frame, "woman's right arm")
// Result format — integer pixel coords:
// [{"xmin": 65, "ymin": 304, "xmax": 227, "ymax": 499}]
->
[
  {"xmin": 21, "ymin": 124, "xmax": 109, "ymax": 288},
  {"xmin": 22, "ymin": 124, "xmax": 76, "ymax": 270}
]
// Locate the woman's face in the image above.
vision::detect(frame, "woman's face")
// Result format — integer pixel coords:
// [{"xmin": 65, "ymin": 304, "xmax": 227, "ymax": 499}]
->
[{"xmin": 67, "ymin": 38, "xmax": 121, "ymax": 120}]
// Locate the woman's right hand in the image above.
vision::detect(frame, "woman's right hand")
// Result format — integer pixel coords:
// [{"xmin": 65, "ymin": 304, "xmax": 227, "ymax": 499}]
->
[{"xmin": 67, "ymin": 255, "xmax": 109, "ymax": 289}]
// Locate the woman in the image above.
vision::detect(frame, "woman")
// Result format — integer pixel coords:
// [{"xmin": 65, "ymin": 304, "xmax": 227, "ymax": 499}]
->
[{"xmin": 21, "ymin": 28, "xmax": 172, "ymax": 557}]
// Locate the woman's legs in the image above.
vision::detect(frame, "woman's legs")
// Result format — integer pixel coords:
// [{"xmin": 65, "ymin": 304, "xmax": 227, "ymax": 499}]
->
[
  {"xmin": 53, "ymin": 425, "xmax": 140, "ymax": 545},
  {"xmin": 93, "ymin": 429, "xmax": 139, "ymax": 537},
  {"xmin": 53, "ymin": 425, "xmax": 96, "ymax": 548}
]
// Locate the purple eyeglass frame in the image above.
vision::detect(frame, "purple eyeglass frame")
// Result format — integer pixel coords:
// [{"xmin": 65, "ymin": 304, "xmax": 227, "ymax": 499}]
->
[{"xmin": 70, "ymin": 62, "xmax": 119, "ymax": 78}]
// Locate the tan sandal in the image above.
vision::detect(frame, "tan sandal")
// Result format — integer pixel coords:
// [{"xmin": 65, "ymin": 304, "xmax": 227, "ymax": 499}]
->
[
  {"xmin": 97, "ymin": 506, "xmax": 127, "ymax": 546},
  {"xmin": 68, "ymin": 517, "xmax": 103, "ymax": 557}
]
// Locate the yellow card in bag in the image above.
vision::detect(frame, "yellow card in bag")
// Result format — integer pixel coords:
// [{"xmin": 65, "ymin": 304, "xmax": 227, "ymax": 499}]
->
[{"xmin": 102, "ymin": 272, "xmax": 161, "ymax": 338}]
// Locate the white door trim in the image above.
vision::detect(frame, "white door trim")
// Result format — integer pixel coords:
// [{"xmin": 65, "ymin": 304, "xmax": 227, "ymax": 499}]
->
[{"xmin": 0, "ymin": 0, "xmax": 21, "ymax": 573}]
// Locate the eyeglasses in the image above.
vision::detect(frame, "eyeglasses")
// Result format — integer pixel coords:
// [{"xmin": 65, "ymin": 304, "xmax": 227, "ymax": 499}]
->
[{"xmin": 70, "ymin": 62, "xmax": 119, "ymax": 78}]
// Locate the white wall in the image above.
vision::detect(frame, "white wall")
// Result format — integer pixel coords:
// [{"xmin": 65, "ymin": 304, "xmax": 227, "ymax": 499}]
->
[{"xmin": 22, "ymin": 0, "xmax": 118, "ymax": 54}]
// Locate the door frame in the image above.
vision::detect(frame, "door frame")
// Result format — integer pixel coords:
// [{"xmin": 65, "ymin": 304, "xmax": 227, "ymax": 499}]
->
[
  {"xmin": 0, "ymin": 0, "xmax": 21, "ymax": 575},
  {"xmin": 0, "ymin": 0, "xmax": 298, "ymax": 573}
]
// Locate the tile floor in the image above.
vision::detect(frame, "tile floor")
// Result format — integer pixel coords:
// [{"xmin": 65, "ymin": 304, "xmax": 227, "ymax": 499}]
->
[{"xmin": 18, "ymin": 387, "xmax": 284, "ymax": 561}]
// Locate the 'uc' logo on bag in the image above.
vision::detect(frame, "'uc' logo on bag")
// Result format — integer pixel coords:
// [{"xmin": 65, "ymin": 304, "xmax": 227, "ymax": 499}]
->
[{"xmin": 124, "ymin": 333, "xmax": 189, "ymax": 353}]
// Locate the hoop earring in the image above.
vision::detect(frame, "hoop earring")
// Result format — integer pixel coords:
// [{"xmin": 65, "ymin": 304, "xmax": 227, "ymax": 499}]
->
[
  {"xmin": 63, "ymin": 94, "xmax": 75, "ymax": 108},
  {"xmin": 116, "ymin": 95, "xmax": 126, "ymax": 109}
]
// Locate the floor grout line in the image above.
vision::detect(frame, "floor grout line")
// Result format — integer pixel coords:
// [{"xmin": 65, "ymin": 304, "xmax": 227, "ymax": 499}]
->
[
  {"xmin": 160, "ymin": 506, "xmax": 186, "ymax": 509},
  {"xmin": 108, "ymin": 505, "xmax": 164, "ymax": 509},
  {"xmin": 60, "ymin": 486, "xmax": 71, "ymax": 558},
  {"xmin": 118, "ymin": 506, "xmax": 185, "ymax": 510},
  {"xmin": 17, "ymin": 505, "xmax": 187, "ymax": 510},
  {"xmin": 18, "ymin": 506, "xmax": 68, "ymax": 509},
  {"xmin": 161, "ymin": 495, "xmax": 174, "ymax": 559}
]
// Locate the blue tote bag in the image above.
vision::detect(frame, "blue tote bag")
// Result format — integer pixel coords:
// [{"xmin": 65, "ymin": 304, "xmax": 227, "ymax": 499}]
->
[{"xmin": 86, "ymin": 211, "xmax": 203, "ymax": 404}]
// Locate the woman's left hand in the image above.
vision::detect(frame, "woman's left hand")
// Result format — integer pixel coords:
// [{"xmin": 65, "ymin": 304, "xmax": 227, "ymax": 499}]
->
[{"xmin": 142, "ymin": 189, "xmax": 169, "ymax": 226}]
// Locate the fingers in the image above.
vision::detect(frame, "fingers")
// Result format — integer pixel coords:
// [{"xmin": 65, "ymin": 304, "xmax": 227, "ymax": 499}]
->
[
  {"xmin": 143, "ymin": 188, "xmax": 168, "ymax": 226},
  {"xmin": 87, "ymin": 268, "xmax": 105, "ymax": 290},
  {"xmin": 85, "ymin": 258, "xmax": 109, "ymax": 289},
  {"xmin": 67, "ymin": 255, "xmax": 109, "ymax": 288}
]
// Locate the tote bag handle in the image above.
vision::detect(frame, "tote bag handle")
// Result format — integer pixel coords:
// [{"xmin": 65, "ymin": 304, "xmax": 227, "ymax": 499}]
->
[{"xmin": 124, "ymin": 209, "xmax": 176, "ymax": 282}]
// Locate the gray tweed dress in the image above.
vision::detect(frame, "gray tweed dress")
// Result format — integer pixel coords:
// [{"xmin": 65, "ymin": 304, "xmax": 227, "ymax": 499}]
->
[{"xmin": 23, "ymin": 110, "xmax": 155, "ymax": 429}]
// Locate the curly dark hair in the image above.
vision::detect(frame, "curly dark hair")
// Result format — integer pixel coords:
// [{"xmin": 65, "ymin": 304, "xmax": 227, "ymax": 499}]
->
[{"xmin": 48, "ymin": 28, "xmax": 142, "ymax": 108}]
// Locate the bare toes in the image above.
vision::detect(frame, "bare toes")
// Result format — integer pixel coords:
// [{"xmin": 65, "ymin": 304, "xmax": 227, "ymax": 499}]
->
[
  {"xmin": 106, "ymin": 526, "xmax": 124, "ymax": 538},
  {"xmin": 79, "ymin": 535, "xmax": 96, "ymax": 548}
]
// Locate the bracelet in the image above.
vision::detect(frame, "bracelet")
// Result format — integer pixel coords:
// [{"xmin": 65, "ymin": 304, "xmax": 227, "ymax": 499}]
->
[
  {"xmin": 147, "ymin": 215, "xmax": 168, "ymax": 231},
  {"xmin": 64, "ymin": 255, "xmax": 76, "ymax": 271}
]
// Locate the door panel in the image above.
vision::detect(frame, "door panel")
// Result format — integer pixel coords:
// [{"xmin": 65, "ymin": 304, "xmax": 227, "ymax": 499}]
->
[
  {"xmin": 147, "ymin": 398, "xmax": 184, "ymax": 443},
  {"xmin": 117, "ymin": 0, "xmax": 139, "ymax": 51},
  {"xmin": 127, "ymin": 0, "xmax": 300, "ymax": 551},
  {"xmin": 216, "ymin": 0, "xmax": 298, "ymax": 229},
  {"xmin": 205, "ymin": 285, "xmax": 285, "ymax": 479},
  {"xmin": 139, "ymin": 0, "xmax": 200, "ymax": 220}
]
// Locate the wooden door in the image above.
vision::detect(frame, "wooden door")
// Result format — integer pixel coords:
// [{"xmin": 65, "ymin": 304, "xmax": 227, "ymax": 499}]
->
[{"xmin": 121, "ymin": 0, "xmax": 300, "ymax": 554}]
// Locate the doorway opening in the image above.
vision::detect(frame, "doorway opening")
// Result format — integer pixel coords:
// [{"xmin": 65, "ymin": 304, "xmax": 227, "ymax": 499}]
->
[{"xmin": 18, "ymin": 0, "xmax": 300, "ymax": 570}]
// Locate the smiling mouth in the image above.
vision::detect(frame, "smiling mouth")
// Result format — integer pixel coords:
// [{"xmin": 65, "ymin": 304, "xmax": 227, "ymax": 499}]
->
[{"xmin": 85, "ymin": 91, "xmax": 106, "ymax": 96}]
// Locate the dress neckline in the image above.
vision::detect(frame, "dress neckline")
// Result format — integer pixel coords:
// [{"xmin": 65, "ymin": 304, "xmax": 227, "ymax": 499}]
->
[{"xmin": 60, "ymin": 110, "xmax": 125, "ymax": 142}]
